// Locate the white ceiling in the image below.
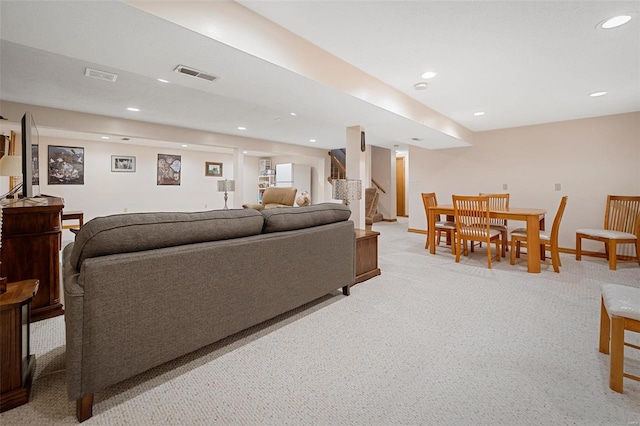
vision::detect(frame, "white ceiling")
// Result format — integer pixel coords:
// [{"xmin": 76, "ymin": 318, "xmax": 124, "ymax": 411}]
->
[{"xmin": 1, "ymin": 0, "xmax": 638, "ymax": 152}]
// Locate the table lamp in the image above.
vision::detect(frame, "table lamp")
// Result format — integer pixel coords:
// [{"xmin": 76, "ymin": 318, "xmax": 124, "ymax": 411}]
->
[
  {"xmin": 217, "ymin": 179, "xmax": 235, "ymax": 209},
  {"xmin": 0, "ymin": 155, "xmax": 23, "ymax": 199},
  {"xmin": 332, "ymin": 179, "xmax": 362, "ymax": 206}
]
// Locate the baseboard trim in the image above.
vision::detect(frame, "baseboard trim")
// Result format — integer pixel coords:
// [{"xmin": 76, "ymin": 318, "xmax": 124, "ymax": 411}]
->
[
  {"xmin": 408, "ymin": 228, "xmax": 426, "ymax": 235},
  {"xmin": 382, "ymin": 218, "xmax": 398, "ymax": 222}
]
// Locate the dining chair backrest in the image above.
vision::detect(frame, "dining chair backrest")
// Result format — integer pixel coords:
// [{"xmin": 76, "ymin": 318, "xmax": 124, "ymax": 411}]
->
[
  {"xmin": 421, "ymin": 192, "xmax": 441, "ymax": 223},
  {"xmin": 453, "ymin": 195, "xmax": 491, "ymax": 236},
  {"xmin": 605, "ymin": 195, "xmax": 640, "ymax": 236},
  {"xmin": 551, "ymin": 196, "xmax": 569, "ymax": 244},
  {"xmin": 480, "ymin": 193, "xmax": 509, "ymax": 226}
]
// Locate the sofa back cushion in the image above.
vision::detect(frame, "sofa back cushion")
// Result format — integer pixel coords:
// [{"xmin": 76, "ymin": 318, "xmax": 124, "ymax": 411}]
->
[
  {"xmin": 70, "ymin": 209, "xmax": 264, "ymax": 270},
  {"xmin": 262, "ymin": 203, "xmax": 352, "ymax": 233}
]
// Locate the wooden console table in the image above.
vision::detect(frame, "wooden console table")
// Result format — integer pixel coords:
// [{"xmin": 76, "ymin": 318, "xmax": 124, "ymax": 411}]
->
[
  {"xmin": 0, "ymin": 279, "xmax": 38, "ymax": 412},
  {"xmin": 354, "ymin": 229, "xmax": 381, "ymax": 285},
  {"xmin": 1, "ymin": 197, "xmax": 64, "ymax": 322}
]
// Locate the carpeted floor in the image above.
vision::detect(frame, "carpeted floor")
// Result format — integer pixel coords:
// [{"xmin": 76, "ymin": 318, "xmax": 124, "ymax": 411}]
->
[{"xmin": 2, "ymin": 218, "xmax": 639, "ymax": 425}]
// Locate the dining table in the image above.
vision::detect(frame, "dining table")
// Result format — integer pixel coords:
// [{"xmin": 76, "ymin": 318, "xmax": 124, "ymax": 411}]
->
[{"xmin": 428, "ymin": 204, "xmax": 547, "ymax": 273}]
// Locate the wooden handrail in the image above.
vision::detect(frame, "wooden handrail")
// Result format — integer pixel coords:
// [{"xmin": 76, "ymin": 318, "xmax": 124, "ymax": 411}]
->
[
  {"xmin": 328, "ymin": 151, "xmax": 346, "ymax": 181},
  {"xmin": 371, "ymin": 179, "xmax": 386, "ymax": 194}
]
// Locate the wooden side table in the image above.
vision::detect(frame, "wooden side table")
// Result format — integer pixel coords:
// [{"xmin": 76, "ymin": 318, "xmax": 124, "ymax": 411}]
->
[
  {"xmin": 0, "ymin": 279, "xmax": 38, "ymax": 412},
  {"xmin": 354, "ymin": 229, "xmax": 381, "ymax": 285}
]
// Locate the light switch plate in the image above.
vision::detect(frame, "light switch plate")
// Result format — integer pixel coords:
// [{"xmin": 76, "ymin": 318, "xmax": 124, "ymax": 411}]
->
[
  {"xmin": 502, "ymin": 183, "xmax": 508, "ymax": 190},
  {"xmin": 555, "ymin": 183, "xmax": 561, "ymax": 191}
]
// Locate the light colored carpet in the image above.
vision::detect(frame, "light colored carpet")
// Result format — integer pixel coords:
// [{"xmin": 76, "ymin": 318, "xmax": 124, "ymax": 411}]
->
[{"xmin": 2, "ymin": 218, "xmax": 639, "ymax": 425}]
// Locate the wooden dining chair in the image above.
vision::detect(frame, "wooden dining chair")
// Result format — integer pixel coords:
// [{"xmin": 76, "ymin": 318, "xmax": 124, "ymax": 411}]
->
[
  {"xmin": 510, "ymin": 196, "xmax": 567, "ymax": 273},
  {"xmin": 421, "ymin": 192, "xmax": 456, "ymax": 253},
  {"xmin": 479, "ymin": 193, "xmax": 509, "ymax": 257},
  {"xmin": 452, "ymin": 195, "xmax": 501, "ymax": 268},
  {"xmin": 576, "ymin": 195, "xmax": 640, "ymax": 270}
]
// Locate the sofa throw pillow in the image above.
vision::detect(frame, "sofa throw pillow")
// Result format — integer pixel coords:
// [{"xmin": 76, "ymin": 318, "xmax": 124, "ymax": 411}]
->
[
  {"xmin": 262, "ymin": 203, "xmax": 351, "ymax": 233},
  {"xmin": 70, "ymin": 209, "xmax": 264, "ymax": 270}
]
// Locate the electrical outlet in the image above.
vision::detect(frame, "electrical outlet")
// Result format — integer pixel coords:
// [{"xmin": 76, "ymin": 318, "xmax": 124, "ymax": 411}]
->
[
  {"xmin": 123, "ymin": 208, "xmax": 128, "ymax": 213},
  {"xmin": 502, "ymin": 183, "xmax": 508, "ymax": 190},
  {"xmin": 555, "ymin": 183, "xmax": 561, "ymax": 191},
  {"xmin": 204, "ymin": 204, "xmax": 208, "ymax": 209}
]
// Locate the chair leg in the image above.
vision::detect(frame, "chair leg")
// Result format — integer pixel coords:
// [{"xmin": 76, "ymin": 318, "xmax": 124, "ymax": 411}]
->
[
  {"xmin": 455, "ymin": 237, "xmax": 462, "ymax": 263},
  {"xmin": 449, "ymin": 230, "xmax": 456, "ymax": 254},
  {"xmin": 501, "ymin": 231, "xmax": 507, "ymax": 258},
  {"xmin": 636, "ymin": 239, "xmax": 640, "ymax": 266},
  {"xmin": 609, "ymin": 316, "xmax": 625, "ymax": 392},
  {"xmin": 608, "ymin": 240, "xmax": 617, "ymax": 270},
  {"xmin": 599, "ymin": 298, "xmax": 610, "ymax": 354},
  {"xmin": 510, "ymin": 237, "xmax": 517, "ymax": 265},
  {"xmin": 551, "ymin": 244, "xmax": 560, "ymax": 273},
  {"xmin": 576, "ymin": 235, "xmax": 582, "ymax": 260}
]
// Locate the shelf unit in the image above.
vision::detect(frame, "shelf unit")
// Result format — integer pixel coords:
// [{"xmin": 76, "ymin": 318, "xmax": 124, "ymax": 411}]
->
[{"xmin": 257, "ymin": 174, "xmax": 276, "ymax": 202}]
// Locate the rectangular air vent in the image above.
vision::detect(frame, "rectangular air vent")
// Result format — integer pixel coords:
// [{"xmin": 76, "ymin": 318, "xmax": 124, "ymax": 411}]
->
[
  {"xmin": 174, "ymin": 65, "xmax": 218, "ymax": 82},
  {"xmin": 85, "ymin": 67, "xmax": 118, "ymax": 82}
]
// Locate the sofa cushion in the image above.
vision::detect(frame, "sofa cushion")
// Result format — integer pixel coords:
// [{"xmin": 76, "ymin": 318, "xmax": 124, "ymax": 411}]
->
[
  {"xmin": 70, "ymin": 209, "xmax": 264, "ymax": 270},
  {"xmin": 261, "ymin": 203, "xmax": 351, "ymax": 233}
]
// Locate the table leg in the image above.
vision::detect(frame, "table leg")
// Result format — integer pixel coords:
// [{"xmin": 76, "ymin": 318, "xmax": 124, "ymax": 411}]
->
[
  {"xmin": 526, "ymin": 215, "xmax": 541, "ymax": 273},
  {"xmin": 428, "ymin": 210, "xmax": 436, "ymax": 254}
]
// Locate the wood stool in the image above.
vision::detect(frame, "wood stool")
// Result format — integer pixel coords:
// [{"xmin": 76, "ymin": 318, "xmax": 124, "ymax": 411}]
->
[{"xmin": 599, "ymin": 284, "xmax": 640, "ymax": 392}]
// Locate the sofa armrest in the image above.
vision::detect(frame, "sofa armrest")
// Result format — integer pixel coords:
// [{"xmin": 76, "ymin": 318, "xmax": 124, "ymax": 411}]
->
[{"xmin": 242, "ymin": 203, "xmax": 264, "ymax": 211}]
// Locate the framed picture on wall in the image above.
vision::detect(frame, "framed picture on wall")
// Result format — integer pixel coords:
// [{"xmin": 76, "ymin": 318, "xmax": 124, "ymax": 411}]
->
[
  {"xmin": 48, "ymin": 145, "xmax": 84, "ymax": 185},
  {"xmin": 157, "ymin": 153, "xmax": 181, "ymax": 185},
  {"xmin": 205, "ymin": 161, "xmax": 223, "ymax": 177},
  {"xmin": 111, "ymin": 155, "xmax": 136, "ymax": 172}
]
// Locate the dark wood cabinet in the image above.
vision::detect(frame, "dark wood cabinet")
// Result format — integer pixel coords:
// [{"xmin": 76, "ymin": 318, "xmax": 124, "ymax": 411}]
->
[
  {"xmin": 354, "ymin": 229, "xmax": 381, "ymax": 285},
  {"xmin": 0, "ymin": 279, "xmax": 38, "ymax": 412},
  {"xmin": 1, "ymin": 197, "xmax": 64, "ymax": 322}
]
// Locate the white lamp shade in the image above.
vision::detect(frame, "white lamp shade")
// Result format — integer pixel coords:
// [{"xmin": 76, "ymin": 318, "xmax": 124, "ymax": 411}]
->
[
  {"xmin": 0, "ymin": 155, "xmax": 22, "ymax": 177},
  {"xmin": 217, "ymin": 179, "xmax": 236, "ymax": 192},
  {"xmin": 332, "ymin": 179, "xmax": 362, "ymax": 201}
]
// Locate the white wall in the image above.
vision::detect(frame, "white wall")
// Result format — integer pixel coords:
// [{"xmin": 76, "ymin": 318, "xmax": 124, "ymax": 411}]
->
[
  {"xmin": 35, "ymin": 135, "xmax": 235, "ymax": 220},
  {"xmin": 408, "ymin": 112, "xmax": 640, "ymax": 253}
]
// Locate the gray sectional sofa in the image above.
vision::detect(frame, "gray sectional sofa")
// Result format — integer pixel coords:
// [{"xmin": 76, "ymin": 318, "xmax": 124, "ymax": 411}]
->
[{"xmin": 62, "ymin": 203, "xmax": 355, "ymax": 422}]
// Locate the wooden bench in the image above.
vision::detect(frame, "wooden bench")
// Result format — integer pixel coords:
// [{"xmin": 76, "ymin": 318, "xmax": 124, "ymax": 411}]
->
[{"xmin": 62, "ymin": 211, "xmax": 83, "ymax": 230}]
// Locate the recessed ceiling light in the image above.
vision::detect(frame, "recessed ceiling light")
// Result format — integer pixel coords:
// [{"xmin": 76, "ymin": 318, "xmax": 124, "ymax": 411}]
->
[
  {"xmin": 309, "ymin": 139, "xmax": 316, "ymax": 143},
  {"xmin": 411, "ymin": 137, "xmax": 423, "ymax": 142},
  {"xmin": 290, "ymin": 112, "xmax": 297, "ymax": 116},
  {"xmin": 473, "ymin": 111, "xmax": 485, "ymax": 116},
  {"xmin": 157, "ymin": 78, "xmax": 169, "ymax": 83},
  {"xmin": 413, "ymin": 82, "xmax": 428, "ymax": 90},
  {"xmin": 601, "ymin": 15, "xmax": 632, "ymax": 29},
  {"xmin": 101, "ymin": 136, "xmax": 109, "ymax": 140},
  {"xmin": 181, "ymin": 144, "xmax": 188, "ymax": 148},
  {"xmin": 420, "ymin": 71, "xmax": 437, "ymax": 79},
  {"xmin": 237, "ymin": 126, "xmax": 246, "ymax": 130},
  {"xmin": 590, "ymin": 91, "xmax": 607, "ymax": 97},
  {"xmin": 127, "ymin": 107, "xmax": 140, "ymax": 112},
  {"xmin": 242, "ymin": 151, "xmax": 248, "ymax": 154}
]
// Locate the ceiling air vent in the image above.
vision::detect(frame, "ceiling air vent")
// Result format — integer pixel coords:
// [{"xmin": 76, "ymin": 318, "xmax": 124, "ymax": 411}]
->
[
  {"xmin": 85, "ymin": 67, "xmax": 118, "ymax": 82},
  {"xmin": 174, "ymin": 65, "xmax": 218, "ymax": 82}
]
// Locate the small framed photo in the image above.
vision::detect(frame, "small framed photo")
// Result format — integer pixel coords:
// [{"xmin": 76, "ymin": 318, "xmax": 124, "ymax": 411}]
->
[
  {"xmin": 111, "ymin": 155, "xmax": 136, "ymax": 172},
  {"xmin": 205, "ymin": 161, "xmax": 223, "ymax": 177}
]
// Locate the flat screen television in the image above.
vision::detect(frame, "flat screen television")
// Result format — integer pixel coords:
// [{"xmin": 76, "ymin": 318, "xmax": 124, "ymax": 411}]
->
[{"xmin": 20, "ymin": 112, "xmax": 39, "ymax": 198}]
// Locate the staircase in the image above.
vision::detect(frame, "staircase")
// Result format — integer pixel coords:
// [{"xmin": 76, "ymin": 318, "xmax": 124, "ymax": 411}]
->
[{"xmin": 328, "ymin": 149, "xmax": 384, "ymax": 223}]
